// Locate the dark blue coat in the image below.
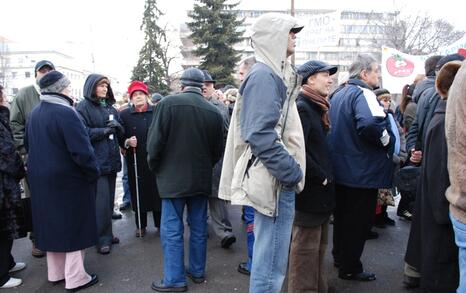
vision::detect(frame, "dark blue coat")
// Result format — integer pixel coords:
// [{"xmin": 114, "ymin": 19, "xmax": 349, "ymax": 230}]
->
[
  {"xmin": 119, "ymin": 105, "xmax": 160, "ymax": 213},
  {"xmin": 76, "ymin": 74, "xmax": 122, "ymax": 175},
  {"xmin": 327, "ymin": 79, "xmax": 395, "ymax": 189},
  {"xmin": 26, "ymin": 93, "xmax": 100, "ymax": 252}
]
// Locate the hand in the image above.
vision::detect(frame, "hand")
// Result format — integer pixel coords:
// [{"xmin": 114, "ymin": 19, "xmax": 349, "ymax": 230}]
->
[
  {"xmin": 106, "ymin": 119, "xmax": 123, "ymax": 133},
  {"xmin": 322, "ymin": 178, "xmax": 328, "ymax": 186},
  {"xmin": 104, "ymin": 127, "xmax": 116, "ymax": 136},
  {"xmin": 126, "ymin": 136, "xmax": 137, "ymax": 148},
  {"xmin": 410, "ymin": 149, "xmax": 423, "ymax": 164}
]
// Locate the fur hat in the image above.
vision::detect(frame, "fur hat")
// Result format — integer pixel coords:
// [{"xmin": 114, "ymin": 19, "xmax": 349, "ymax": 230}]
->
[
  {"xmin": 128, "ymin": 81, "xmax": 149, "ymax": 98},
  {"xmin": 39, "ymin": 71, "xmax": 70, "ymax": 94},
  {"xmin": 180, "ymin": 68, "xmax": 205, "ymax": 88},
  {"xmin": 436, "ymin": 61, "xmax": 463, "ymax": 99}
]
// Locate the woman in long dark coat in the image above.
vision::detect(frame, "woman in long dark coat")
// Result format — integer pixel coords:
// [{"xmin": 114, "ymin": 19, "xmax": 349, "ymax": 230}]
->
[
  {"xmin": 119, "ymin": 81, "xmax": 161, "ymax": 237},
  {"xmin": 25, "ymin": 71, "xmax": 100, "ymax": 291},
  {"xmin": 0, "ymin": 85, "xmax": 26, "ymax": 289}
]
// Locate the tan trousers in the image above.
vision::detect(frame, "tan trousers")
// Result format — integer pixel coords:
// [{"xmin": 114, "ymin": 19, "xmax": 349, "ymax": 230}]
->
[
  {"xmin": 288, "ymin": 222, "xmax": 329, "ymax": 293},
  {"xmin": 47, "ymin": 250, "xmax": 91, "ymax": 289}
]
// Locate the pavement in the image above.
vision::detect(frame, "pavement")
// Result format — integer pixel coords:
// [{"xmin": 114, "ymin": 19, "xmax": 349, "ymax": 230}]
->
[{"xmin": 8, "ymin": 177, "xmax": 423, "ymax": 293}]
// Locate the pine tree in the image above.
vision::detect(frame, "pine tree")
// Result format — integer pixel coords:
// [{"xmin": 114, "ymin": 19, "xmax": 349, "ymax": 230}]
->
[
  {"xmin": 188, "ymin": 0, "xmax": 244, "ymax": 86},
  {"xmin": 132, "ymin": 0, "xmax": 170, "ymax": 95}
]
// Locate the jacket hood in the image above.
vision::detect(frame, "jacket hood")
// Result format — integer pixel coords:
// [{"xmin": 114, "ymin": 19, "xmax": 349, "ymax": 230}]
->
[
  {"xmin": 83, "ymin": 74, "xmax": 115, "ymax": 105},
  {"xmin": 250, "ymin": 13, "xmax": 302, "ymax": 79},
  {"xmin": 412, "ymin": 77, "xmax": 434, "ymax": 103}
]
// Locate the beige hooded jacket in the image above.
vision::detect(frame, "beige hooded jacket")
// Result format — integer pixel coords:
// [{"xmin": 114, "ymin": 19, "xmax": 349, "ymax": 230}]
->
[{"xmin": 218, "ymin": 13, "xmax": 306, "ymax": 216}]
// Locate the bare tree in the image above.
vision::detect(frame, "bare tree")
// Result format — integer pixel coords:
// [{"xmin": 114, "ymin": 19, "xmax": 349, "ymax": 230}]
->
[{"xmin": 372, "ymin": 12, "xmax": 464, "ymax": 54}]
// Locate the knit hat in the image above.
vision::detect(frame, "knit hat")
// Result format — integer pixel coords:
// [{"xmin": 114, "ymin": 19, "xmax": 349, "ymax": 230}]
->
[
  {"xmin": 151, "ymin": 93, "xmax": 164, "ymax": 104},
  {"xmin": 373, "ymin": 88, "xmax": 391, "ymax": 98},
  {"xmin": 298, "ymin": 60, "xmax": 337, "ymax": 85},
  {"xmin": 128, "ymin": 80, "xmax": 149, "ymax": 98},
  {"xmin": 436, "ymin": 54, "xmax": 465, "ymax": 71},
  {"xmin": 180, "ymin": 68, "xmax": 205, "ymax": 88},
  {"xmin": 39, "ymin": 71, "xmax": 70, "ymax": 94}
]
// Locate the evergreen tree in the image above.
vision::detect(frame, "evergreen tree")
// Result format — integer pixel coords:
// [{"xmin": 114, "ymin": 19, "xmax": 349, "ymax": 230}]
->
[
  {"xmin": 132, "ymin": 0, "xmax": 170, "ymax": 95},
  {"xmin": 188, "ymin": 0, "xmax": 244, "ymax": 86}
]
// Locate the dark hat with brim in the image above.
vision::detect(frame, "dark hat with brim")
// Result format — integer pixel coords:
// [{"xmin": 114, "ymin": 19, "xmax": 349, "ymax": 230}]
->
[
  {"xmin": 298, "ymin": 60, "xmax": 337, "ymax": 84},
  {"xmin": 35, "ymin": 60, "xmax": 55, "ymax": 72},
  {"xmin": 203, "ymin": 70, "xmax": 216, "ymax": 84}
]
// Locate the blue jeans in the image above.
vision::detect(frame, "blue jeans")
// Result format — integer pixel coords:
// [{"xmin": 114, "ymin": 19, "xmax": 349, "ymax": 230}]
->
[
  {"xmin": 122, "ymin": 159, "xmax": 131, "ymax": 204},
  {"xmin": 160, "ymin": 196, "xmax": 208, "ymax": 287},
  {"xmin": 250, "ymin": 189, "xmax": 295, "ymax": 293},
  {"xmin": 450, "ymin": 213, "xmax": 466, "ymax": 293},
  {"xmin": 244, "ymin": 206, "xmax": 255, "ymax": 271}
]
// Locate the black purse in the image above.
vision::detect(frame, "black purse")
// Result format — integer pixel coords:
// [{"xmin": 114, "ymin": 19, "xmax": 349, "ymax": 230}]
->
[{"xmin": 395, "ymin": 165, "xmax": 420, "ymax": 193}]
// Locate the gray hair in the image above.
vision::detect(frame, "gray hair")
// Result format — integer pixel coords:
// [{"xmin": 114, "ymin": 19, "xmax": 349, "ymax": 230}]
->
[
  {"xmin": 348, "ymin": 54, "xmax": 378, "ymax": 80},
  {"xmin": 240, "ymin": 56, "xmax": 257, "ymax": 71}
]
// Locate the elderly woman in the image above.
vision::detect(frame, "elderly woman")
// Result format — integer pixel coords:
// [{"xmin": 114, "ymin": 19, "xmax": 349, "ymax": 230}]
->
[
  {"xmin": 0, "ymin": 85, "xmax": 26, "ymax": 289},
  {"xmin": 119, "ymin": 81, "xmax": 161, "ymax": 237},
  {"xmin": 26, "ymin": 71, "xmax": 100, "ymax": 292}
]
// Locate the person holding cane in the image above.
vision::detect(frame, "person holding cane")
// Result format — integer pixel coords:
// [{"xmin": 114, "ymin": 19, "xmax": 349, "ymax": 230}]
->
[{"xmin": 119, "ymin": 81, "xmax": 161, "ymax": 237}]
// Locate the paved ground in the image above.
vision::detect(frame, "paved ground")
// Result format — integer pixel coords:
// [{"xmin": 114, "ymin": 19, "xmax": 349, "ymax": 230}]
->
[{"xmin": 8, "ymin": 176, "xmax": 422, "ymax": 293}]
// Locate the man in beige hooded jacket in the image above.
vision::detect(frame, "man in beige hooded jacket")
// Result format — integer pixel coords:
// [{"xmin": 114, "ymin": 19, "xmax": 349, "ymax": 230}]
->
[{"xmin": 219, "ymin": 13, "xmax": 306, "ymax": 293}]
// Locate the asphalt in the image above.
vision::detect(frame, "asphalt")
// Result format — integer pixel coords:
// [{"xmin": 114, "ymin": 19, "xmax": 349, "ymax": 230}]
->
[{"xmin": 8, "ymin": 178, "xmax": 422, "ymax": 293}]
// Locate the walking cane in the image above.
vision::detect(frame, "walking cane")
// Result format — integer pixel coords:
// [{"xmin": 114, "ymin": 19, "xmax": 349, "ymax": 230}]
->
[{"xmin": 133, "ymin": 147, "xmax": 142, "ymax": 236}]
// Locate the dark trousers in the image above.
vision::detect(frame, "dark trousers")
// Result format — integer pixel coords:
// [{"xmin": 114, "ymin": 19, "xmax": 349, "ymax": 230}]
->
[
  {"xmin": 96, "ymin": 174, "xmax": 117, "ymax": 248},
  {"xmin": 135, "ymin": 210, "xmax": 161, "ymax": 229},
  {"xmin": 332, "ymin": 184, "xmax": 378, "ymax": 274},
  {"xmin": 0, "ymin": 238, "xmax": 14, "ymax": 286}
]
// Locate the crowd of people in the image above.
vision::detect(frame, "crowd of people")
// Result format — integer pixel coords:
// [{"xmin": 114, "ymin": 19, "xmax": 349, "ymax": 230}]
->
[{"xmin": 1, "ymin": 11, "xmax": 466, "ymax": 293}]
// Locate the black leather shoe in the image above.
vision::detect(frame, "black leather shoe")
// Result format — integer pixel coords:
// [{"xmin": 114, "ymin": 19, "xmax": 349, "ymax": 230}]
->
[
  {"xmin": 186, "ymin": 272, "xmax": 205, "ymax": 284},
  {"xmin": 366, "ymin": 230, "xmax": 379, "ymax": 240},
  {"xmin": 237, "ymin": 262, "xmax": 250, "ymax": 276},
  {"xmin": 66, "ymin": 274, "xmax": 98, "ymax": 292},
  {"xmin": 221, "ymin": 235, "xmax": 236, "ymax": 249},
  {"xmin": 403, "ymin": 275, "xmax": 420, "ymax": 288},
  {"xmin": 112, "ymin": 211, "xmax": 123, "ymax": 220},
  {"xmin": 151, "ymin": 280, "xmax": 187, "ymax": 292},
  {"xmin": 339, "ymin": 271, "xmax": 376, "ymax": 281}
]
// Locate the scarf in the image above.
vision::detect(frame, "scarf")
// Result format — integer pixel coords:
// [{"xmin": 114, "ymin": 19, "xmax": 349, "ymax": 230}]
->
[
  {"xmin": 300, "ymin": 84, "xmax": 331, "ymax": 130},
  {"xmin": 135, "ymin": 103, "xmax": 149, "ymax": 113}
]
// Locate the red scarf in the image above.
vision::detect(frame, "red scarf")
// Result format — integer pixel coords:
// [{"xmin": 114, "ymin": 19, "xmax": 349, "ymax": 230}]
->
[
  {"xmin": 300, "ymin": 85, "xmax": 331, "ymax": 130},
  {"xmin": 135, "ymin": 103, "xmax": 149, "ymax": 113}
]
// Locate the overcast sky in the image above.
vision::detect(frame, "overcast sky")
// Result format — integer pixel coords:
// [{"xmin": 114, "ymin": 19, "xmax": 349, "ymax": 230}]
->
[{"xmin": 1, "ymin": 0, "xmax": 464, "ymax": 85}]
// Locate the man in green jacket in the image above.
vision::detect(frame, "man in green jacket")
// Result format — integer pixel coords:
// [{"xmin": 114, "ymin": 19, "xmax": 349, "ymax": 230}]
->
[
  {"xmin": 9, "ymin": 60, "xmax": 55, "ymax": 258},
  {"xmin": 147, "ymin": 68, "xmax": 224, "ymax": 292}
]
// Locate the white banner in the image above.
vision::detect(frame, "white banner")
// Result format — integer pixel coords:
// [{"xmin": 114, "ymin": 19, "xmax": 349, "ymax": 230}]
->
[
  {"xmin": 297, "ymin": 11, "xmax": 341, "ymax": 49},
  {"xmin": 381, "ymin": 47, "xmax": 427, "ymax": 94}
]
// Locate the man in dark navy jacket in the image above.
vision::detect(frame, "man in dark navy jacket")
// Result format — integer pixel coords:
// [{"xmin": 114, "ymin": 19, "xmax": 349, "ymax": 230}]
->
[{"xmin": 327, "ymin": 54, "xmax": 394, "ymax": 282}]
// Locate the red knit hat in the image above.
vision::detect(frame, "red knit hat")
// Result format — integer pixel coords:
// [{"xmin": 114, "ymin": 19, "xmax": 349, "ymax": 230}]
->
[{"xmin": 128, "ymin": 81, "xmax": 149, "ymax": 98}]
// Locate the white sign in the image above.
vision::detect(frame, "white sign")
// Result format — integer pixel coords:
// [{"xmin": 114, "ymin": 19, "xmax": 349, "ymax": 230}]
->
[
  {"xmin": 297, "ymin": 11, "xmax": 341, "ymax": 50},
  {"xmin": 381, "ymin": 47, "xmax": 427, "ymax": 94}
]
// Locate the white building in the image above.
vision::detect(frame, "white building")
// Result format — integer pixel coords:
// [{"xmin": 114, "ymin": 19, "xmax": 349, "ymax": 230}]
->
[
  {"xmin": 0, "ymin": 38, "xmax": 122, "ymax": 101},
  {"xmin": 180, "ymin": 9, "xmax": 396, "ymax": 80}
]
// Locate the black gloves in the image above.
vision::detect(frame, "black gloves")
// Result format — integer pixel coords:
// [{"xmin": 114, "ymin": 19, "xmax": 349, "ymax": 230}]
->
[
  {"xmin": 103, "ymin": 127, "xmax": 116, "ymax": 136},
  {"xmin": 106, "ymin": 119, "xmax": 124, "ymax": 133}
]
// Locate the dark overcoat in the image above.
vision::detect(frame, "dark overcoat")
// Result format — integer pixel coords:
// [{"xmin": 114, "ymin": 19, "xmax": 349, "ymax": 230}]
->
[
  {"xmin": 119, "ymin": 105, "xmax": 161, "ymax": 213},
  {"xmin": 76, "ymin": 74, "xmax": 122, "ymax": 175},
  {"xmin": 146, "ymin": 88, "xmax": 224, "ymax": 199},
  {"xmin": 419, "ymin": 100, "xmax": 458, "ymax": 291},
  {"xmin": 295, "ymin": 94, "xmax": 335, "ymax": 227},
  {"xmin": 26, "ymin": 93, "xmax": 100, "ymax": 252},
  {"xmin": 0, "ymin": 106, "xmax": 25, "ymax": 240}
]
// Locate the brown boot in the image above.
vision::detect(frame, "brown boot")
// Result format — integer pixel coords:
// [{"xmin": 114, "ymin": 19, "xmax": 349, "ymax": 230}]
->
[
  {"xmin": 135, "ymin": 228, "xmax": 146, "ymax": 238},
  {"xmin": 31, "ymin": 245, "xmax": 45, "ymax": 258}
]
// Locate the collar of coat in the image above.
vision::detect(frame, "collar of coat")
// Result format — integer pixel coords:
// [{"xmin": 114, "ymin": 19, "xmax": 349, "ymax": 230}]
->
[
  {"xmin": 347, "ymin": 79, "xmax": 373, "ymax": 90},
  {"xmin": 183, "ymin": 86, "xmax": 203, "ymax": 95},
  {"xmin": 129, "ymin": 103, "xmax": 154, "ymax": 114},
  {"xmin": 40, "ymin": 93, "xmax": 74, "ymax": 108}
]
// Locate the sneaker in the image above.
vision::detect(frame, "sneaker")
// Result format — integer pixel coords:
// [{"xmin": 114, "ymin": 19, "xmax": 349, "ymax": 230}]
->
[
  {"xmin": 399, "ymin": 210, "xmax": 413, "ymax": 221},
  {"xmin": 119, "ymin": 201, "xmax": 131, "ymax": 211},
  {"xmin": 0, "ymin": 277, "xmax": 22, "ymax": 288},
  {"xmin": 151, "ymin": 280, "xmax": 187, "ymax": 292},
  {"xmin": 9, "ymin": 262, "xmax": 26, "ymax": 273},
  {"xmin": 220, "ymin": 235, "xmax": 236, "ymax": 249},
  {"xmin": 112, "ymin": 211, "xmax": 123, "ymax": 220}
]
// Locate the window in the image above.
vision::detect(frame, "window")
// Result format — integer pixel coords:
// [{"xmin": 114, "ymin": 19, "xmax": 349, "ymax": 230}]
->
[{"xmin": 25, "ymin": 71, "xmax": 31, "ymax": 78}]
